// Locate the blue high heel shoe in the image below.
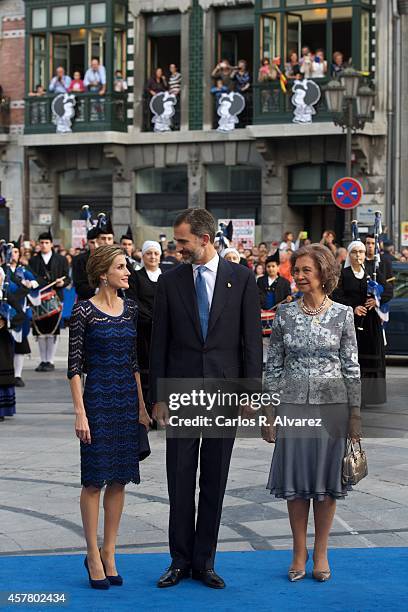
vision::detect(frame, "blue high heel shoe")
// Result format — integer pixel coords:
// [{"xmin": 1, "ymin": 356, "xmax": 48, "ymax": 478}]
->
[
  {"xmin": 84, "ymin": 556, "xmax": 110, "ymax": 589},
  {"xmin": 99, "ymin": 548, "xmax": 123, "ymax": 586}
]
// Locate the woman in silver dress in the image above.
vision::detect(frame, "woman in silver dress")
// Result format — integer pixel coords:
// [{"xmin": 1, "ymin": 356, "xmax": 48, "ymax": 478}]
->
[{"xmin": 263, "ymin": 244, "xmax": 361, "ymax": 583}]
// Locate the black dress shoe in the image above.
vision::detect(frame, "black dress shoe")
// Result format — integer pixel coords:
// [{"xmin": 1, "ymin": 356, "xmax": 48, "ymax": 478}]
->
[
  {"xmin": 35, "ymin": 362, "xmax": 47, "ymax": 372},
  {"xmin": 44, "ymin": 362, "xmax": 55, "ymax": 371},
  {"xmin": 192, "ymin": 569, "xmax": 225, "ymax": 589},
  {"xmin": 14, "ymin": 377, "xmax": 25, "ymax": 387},
  {"xmin": 157, "ymin": 567, "xmax": 191, "ymax": 588}
]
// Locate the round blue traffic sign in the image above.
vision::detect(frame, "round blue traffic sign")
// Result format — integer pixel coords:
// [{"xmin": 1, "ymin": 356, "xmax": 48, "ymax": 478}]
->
[{"xmin": 331, "ymin": 177, "xmax": 363, "ymax": 210}]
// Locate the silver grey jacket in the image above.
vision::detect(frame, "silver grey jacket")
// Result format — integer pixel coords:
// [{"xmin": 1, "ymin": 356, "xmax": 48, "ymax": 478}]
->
[{"xmin": 265, "ymin": 301, "xmax": 361, "ymax": 411}]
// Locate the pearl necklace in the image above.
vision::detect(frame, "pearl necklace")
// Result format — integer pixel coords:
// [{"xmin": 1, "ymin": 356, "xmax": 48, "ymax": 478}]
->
[{"xmin": 300, "ymin": 294, "xmax": 328, "ymax": 316}]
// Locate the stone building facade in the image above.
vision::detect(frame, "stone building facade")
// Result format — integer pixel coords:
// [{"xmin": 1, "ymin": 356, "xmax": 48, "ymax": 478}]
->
[{"xmin": 0, "ymin": 0, "xmax": 404, "ymax": 248}]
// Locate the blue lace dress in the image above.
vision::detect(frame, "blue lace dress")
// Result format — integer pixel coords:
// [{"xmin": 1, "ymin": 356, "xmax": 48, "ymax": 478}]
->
[{"xmin": 67, "ymin": 298, "xmax": 141, "ymax": 488}]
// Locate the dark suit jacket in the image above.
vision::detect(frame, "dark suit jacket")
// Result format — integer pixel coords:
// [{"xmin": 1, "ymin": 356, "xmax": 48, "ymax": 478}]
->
[
  {"xmin": 29, "ymin": 252, "xmax": 70, "ymax": 300},
  {"xmin": 149, "ymin": 257, "xmax": 262, "ymax": 403},
  {"xmin": 72, "ymin": 251, "xmax": 94, "ymax": 301},
  {"xmin": 257, "ymin": 274, "xmax": 291, "ymax": 309}
]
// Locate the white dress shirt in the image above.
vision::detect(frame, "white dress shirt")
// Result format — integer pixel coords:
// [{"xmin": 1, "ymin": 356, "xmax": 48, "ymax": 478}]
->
[
  {"xmin": 192, "ymin": 253, "xmax": 219, "ymax": 309},
  {"xmin": 41, "ymin": 251, "xmax": 53, "ymax": 266}
]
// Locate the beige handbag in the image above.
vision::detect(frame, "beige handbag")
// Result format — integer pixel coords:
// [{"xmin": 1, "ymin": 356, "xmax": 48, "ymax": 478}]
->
[{"xmin": 342, "ymin": 439, "xmax": 368, "ymax": 486}]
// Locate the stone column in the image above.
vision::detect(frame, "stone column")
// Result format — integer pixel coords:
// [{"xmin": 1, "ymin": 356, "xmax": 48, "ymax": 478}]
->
[
  {"xmin": 202, "ymin": 8, "xmax": 215, "ymax": 130},
  {"xmin": 180, "ymin": 11, "xmax": 190, "ymax": 130},
  {"xmin": 112, "ymin": 167, "xmax": 133, "ymax": 239},
  {"xmin": 28, "ymin": 151, "xmax": 58, "ymax": 240},
  {"xmin": 188, "ymin": 144, "xmax": 205, "ymax": 208},
  {"xmin": 132, "ymin": 13, "xmax": 146, "ymax": 131}
]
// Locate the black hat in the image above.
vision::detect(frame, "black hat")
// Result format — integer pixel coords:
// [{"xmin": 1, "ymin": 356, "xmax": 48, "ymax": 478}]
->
[
  {"xmin": 95, "ymin": 213, "xmax": 114, "ymax": 237},
  {"xmin": 87, "ymin": 226, "xmax": 98, "ymax": 240},
  {"xmin": 120, "ymin": 225, "xmax": 133, "ymax": 242},
  {"xmin": 38, "ymin": 226, "xmax": 53, "ymax": 242},
  {"xmin": 220, "ymin": 221, "xmax": 233, "ymax": 242},
  {"xmin": 167, "ymin": 240, "xmax": 176, "ymax": 252},
  {"xmin": 266, "ymin": 251, "xmax": 280, "ymax": 265}
]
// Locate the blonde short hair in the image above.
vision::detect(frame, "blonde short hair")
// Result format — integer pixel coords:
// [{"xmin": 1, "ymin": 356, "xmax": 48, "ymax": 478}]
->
[{"xmin": 86, "ymin": 245, "xmax": 124, "ymax": 289}]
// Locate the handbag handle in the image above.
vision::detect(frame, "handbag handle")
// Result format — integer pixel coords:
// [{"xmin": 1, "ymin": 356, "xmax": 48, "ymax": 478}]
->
[{"xmin": 346, "ymin": 437, "xmax": 363, "ymax": 457}]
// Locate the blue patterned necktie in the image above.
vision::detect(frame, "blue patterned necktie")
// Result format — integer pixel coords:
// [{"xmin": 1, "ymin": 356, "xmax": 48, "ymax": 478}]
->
[{"xmin": 195, "ymin": 265, "xmax": 209, "ymax": 340}]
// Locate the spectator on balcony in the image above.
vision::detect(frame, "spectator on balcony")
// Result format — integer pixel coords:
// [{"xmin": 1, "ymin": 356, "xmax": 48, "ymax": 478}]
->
[
  {"xmin": 49, "ymin": 67, "xmax": 71, "ymax": 94},
  {"xmin": 258, "ymin": 57, "xmax": 278, "ymax": 82},
  {"xmin": 114, "ymin": 70, "xmax": 128, "ymax": 93},
  {"xmin": 168, "ymin": 64, "xmax": 182, "ymax": 96},
  {"xmin": 331, "ymin": 51, "xmax": 346, "ymax": 78},
  {"xmin": 232, "ymin": 60, "xmax": 251, "ymax": 94},
  {"xmin": 299, "ymin": 46, "xmax": 313, "ymax": 65},
  {"xmin": 300, "ymin": 52, "xmax": 315, "ymax": 79},
  {"xmin": 84, "ymin": 58, "xmax": 106, "ymax": 95},
  {"xmin": 68, "ymin": 71, "xmax": 86, "ymax": 94},
  {"xmin": 210, "ymin": 78, "xmax": 229, "ymax": 107},
  {"xmin": 312, "ymin": 49, "xmax": 328, "ymax": 78},
  {"xmin": 29, "ymin": 84, "xmax": 45, "ymax": 97},
  {"xmin": 285, "ymin": 52, "xmax": 302, "ymax": 80},
  {"xmin": 146, "ymin": 68, "xmax": 168, "ymax": 98},
  {"xmin": 212, "ymin": 59, "xmax": 234, "ymax": 91}
]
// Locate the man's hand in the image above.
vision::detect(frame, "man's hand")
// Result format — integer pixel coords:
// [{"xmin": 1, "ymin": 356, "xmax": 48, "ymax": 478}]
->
[
  {"xmin": 55, "ymin": 277, "xmax": 65, "ymax": 288},
  {"xmin": 152, "ymin": 402, "xmax": 169, "ymax": 428},
  {"xmin": 364, "ymin": 297, "xmax": 376, "ymax": 310}
]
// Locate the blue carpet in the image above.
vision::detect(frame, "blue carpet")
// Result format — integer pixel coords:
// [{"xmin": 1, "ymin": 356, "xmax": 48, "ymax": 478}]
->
[{"xmin": 0, "ymin": 549, "xmax": 406, "ymax": 611}]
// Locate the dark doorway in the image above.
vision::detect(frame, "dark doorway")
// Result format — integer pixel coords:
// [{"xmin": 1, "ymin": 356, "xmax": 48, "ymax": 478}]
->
[
  {"xmin": 218, "ymin": 29, "xmax": 253, "ymax": 72},
  {"xmin": 148, "ymin": 35, "xmax": 181, "ymax": 77}
]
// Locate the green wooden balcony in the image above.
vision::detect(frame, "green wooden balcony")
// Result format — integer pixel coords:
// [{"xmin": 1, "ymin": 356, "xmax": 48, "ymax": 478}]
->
[
  {"xmin": 24, "ymin": 92, "xmax": 128, "ymax": 134},
  {"xmin": 252, "ymin": 79, "xmax": 331, "ymax": 125}
]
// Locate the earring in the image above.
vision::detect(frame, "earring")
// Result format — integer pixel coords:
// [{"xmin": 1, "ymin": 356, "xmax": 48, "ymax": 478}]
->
[{"xmin": 103, "ymin": 279, "xmax": 108, "ymax": 287}]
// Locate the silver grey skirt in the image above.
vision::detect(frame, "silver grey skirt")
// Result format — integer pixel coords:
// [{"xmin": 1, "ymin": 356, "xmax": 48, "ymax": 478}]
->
[{"xmin": 266, "ymin": 403, "xmax": 351, "ymax": 501}]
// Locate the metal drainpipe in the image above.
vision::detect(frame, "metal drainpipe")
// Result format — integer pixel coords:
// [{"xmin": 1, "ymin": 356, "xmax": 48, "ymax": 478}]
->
[
  {"xmin": 393, "ymin": 0, "xmax": 402, "ymax": 247},
  {"xmin": 385, "ymin": 2, "xmax": 395, "ymax": 243}
]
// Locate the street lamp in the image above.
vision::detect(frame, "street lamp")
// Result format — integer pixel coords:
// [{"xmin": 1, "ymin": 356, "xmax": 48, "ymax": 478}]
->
[{"xmin": 325, "ymin": 67, "xmax": 375, "ymax": 244}]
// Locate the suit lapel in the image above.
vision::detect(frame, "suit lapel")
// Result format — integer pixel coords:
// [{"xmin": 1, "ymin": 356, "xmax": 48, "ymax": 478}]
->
[
  {"xmin": 207, "ymin": 258, "xmax": 233, "ymax": 336},
  {"xmin": 175, "ymin": 263, "xmax": 202, "ymax": 341}
]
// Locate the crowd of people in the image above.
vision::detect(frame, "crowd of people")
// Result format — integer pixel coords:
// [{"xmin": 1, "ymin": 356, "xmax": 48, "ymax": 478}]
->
[
  {"xmin": 29, "ymin": 58, "xmax": 128, "ymax": 98},
  {"xmin": 0, "ymin": 205, "xmax": 399, "ymax": 591}
]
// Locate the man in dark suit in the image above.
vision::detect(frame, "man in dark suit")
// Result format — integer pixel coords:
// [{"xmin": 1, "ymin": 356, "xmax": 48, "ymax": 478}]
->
[
  {"xmin": 150, "ymin": 209, "xmax": 262, "ymax": 590},
  {"xmin": 29, "ymin": 229, "xmax": 69, "ymax": 371}
]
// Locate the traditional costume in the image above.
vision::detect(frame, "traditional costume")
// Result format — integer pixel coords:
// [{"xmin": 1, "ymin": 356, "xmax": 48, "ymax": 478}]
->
[
  {"xmin": 333, "ymin": 216, "xmax": 391, "ymax": 406},
  {"xmin": 29, "ymin": 228, "xmax": 69, "ymax": 371},
  {"xmin": 0, "ymin": 256, "xmax": 25, "ymax": 420}
]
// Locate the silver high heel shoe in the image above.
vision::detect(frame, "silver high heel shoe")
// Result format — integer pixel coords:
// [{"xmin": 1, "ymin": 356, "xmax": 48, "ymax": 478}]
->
[
  {"xmin": 312, "ymin": 568, "xmax": 331, "ymax": 582},
  {"xmin": 288, "ymin": 551, "xmax": 309, "ymax": 582}
]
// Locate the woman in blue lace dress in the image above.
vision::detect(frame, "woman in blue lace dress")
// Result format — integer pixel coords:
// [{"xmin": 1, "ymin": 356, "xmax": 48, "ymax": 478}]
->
[
  {"xmin": 68, "ymin": 246, "xmax": 151, "ymax": 589},
  {"xmin": 263, "ymin": 245, "xmax": 361, "ymax": 583}
]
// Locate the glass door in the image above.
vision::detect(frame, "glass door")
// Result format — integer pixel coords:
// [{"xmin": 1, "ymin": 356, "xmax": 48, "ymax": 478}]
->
[
  {"xmin": 286, "ymin": 13, "xmax": 302, "ymax": 60},
  {"xmin": 51, "ymin": 33, "xmax": 70, "ymax": 75}
]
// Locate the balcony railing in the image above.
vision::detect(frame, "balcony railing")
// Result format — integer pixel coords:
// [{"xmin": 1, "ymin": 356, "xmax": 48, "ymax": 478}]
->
[
  {"xmin": 0, "ymin": 97, "xmax": 10, "ymax": 134},
  {"xmin": 24, "ymin": 92, "xmax": 128, "ymax": 134},
  {"xmin": 252, "ymin": 79, "xmax": 331, "ymax": 125}
]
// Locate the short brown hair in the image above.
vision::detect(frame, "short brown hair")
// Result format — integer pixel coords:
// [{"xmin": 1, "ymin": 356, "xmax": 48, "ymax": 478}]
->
[
  {"xmin": 86, "ymin": 245, "xmax": 124, "ymax": 289},
  {"xmin": 291, "ymin": 244, "xmax": 340, "ymax": 295},
  {"xmin": 174, "ymin": 208, "xmax": 216, "ymax": 243}
]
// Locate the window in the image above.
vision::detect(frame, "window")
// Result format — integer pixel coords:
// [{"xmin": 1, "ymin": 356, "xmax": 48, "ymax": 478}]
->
[
  {"xmin": 59, "ymin": 169, "xmax": 113, "ymax": 196},
  {"xmin": 207, "ymin": 166, "xmax": 261, "ymax": 192},
  {"xmin": 136, "ymin": 168, "xmax": 188, "ymax": 194},
  {"xmin": 115, "ymin": 4, "xmax": 126, "ymax": 25},
  {"xmin": 69, "ymin": 5, "xmax": 86, "ymax": 26},
  {"xmin": 52, "ymin": 6, "xmax": 68, "ymax": 27},
  {"xmin": 32, "ymin": 8, "xmax": 47, "ymax": 29},
  {"xmin": 31, "ymin": 35, "xmax": 46, "ymax": 89},
  {"xmin": 90, "ymin": 2, "xmax": 106, "ymax": 24}
]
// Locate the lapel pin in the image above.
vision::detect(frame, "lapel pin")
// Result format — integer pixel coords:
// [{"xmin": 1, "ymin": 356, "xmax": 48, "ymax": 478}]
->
[{"xmin": 227, "ymin": 282, "xmax": 232, "ymax": 288}]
